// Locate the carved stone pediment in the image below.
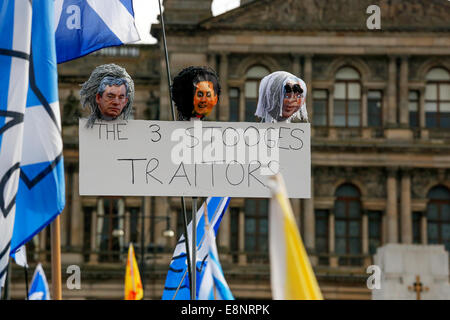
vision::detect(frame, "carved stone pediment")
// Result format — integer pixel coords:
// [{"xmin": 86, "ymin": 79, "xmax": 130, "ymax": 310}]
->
[{"xmin": 201, "ymin": 0, "xmax": 450, "ymax": 32}]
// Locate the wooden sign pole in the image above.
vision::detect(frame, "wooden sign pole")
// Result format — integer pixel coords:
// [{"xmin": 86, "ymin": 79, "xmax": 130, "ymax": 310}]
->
[{"xmin": 51, "ymin": 215, "xmax": 62, "ymax": 300}]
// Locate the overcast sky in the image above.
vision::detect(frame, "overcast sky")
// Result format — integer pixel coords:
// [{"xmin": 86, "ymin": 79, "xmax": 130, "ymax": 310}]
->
[{"xmin": 133, "ymin": 0, "xmax": 241, "ymax": 44}]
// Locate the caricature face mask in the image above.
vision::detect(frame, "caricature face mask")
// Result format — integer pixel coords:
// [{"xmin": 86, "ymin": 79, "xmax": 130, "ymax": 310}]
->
[
  {"xmin": 193, "ymin": 80, "xmax": 218, "ymax": 117},
  {"xmin": 282, "ymin": 82, "xmax": 303, "ymax": 118}
]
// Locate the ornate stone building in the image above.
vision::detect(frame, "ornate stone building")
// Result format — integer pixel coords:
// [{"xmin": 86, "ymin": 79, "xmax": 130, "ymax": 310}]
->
[{"xmin": 11, "ymin": 0, "xmax": 450, "ymax": 300}]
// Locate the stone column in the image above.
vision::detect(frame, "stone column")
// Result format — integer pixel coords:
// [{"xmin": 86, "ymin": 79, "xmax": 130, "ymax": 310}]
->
[
  {"xmin": 418, "ymin": 87, "xmax": 428, "ymax": 139},
  {"xmin": 153, "ymin": 197, "xmax": 166, "ymax": 247},
  {"xmin": 292, "ymin": 54, "xmax": 301, "ymax": 77},
  {"xmin": 39, "ymin": 227, "xmax": 47, "ymax": 262},
  {"xmin": 208, "ymin": 53, "xmax": 218, "ymax": 121},
  {"xmin": 218, "ymin": 207, "xmax": 231, "ymax": 263},
  {"xmin": 291, "ymin": 199, "xmax": 302, "ymax": 233},
  {"xmin": 361, "ymin": 87, "xmax": 368, "ymax": 127},
  {"xmin": 144, "ymin": 197, "xmax": 151, "ymax": 246},
  {"xmin": 400, "ymin": 169, "xmax": 412, "ymax": 244},
  {"xmin": 159, "ymin": 51, "xmax": 171, "ymax": 120},
  {"xmin": 239, "ymin": 83, "xmax": 246, "ymax": 121},
  {"xmin": 60, "ymin": 169, "xmax": 70, "ymax": 247},
  {"xmin": 387, "ymin": 56, "xmax": 398, "ymax": 127},
  {"xmin": 421, "ymin": 214, "xmax": 427, "ymax": 245},
  {"xmin": 219, "ymin": 53, "xmax": 230, "ymax": 121},
  {"xmin": 399, "ymin": 56, "xmax": 409, "ymax": 126},
  {"xmin": 304, "ymin": 55, "xmax": 313, "ymax": 120},
  {"xmin": 303, "ymin": 177, "xmax": 315, "ymax": 251},
  {"xmin": 328, "ymin": 85, "xmax": 335, "ymax": 138},
  {"xmin": 124, "ymin": 210, "xmax": 130, "ymax": 246},
  {"xmin": 238, "ymin": 208, "xmax": 246, "ymax": 265},
  {"xmin": 89, "ymin": 210, "xmax": 98, "ymax": 264},
  {"xmin": 386, "ymin": 168, "xmax": 398, "ymax": 243},
  {"xmin": 362, "ymin": 211, "xmax": 370, "ymax": 266},
  {"xmin": 70, "ymin": 172, "xmax": 83, "ymax": 259},
  {"xmin": 329, "ymin": 210, "xmax": 337, "ymax": 267}
]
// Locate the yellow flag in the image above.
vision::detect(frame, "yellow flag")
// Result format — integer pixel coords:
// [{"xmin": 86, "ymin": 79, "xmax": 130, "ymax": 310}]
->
[
  {"xmin": 268, "ymin": 174, "xmax": 323, "ymax": 300},
  {"xmin": 124, "ymin": 243, "xmax": 144, "ymax": 300}
]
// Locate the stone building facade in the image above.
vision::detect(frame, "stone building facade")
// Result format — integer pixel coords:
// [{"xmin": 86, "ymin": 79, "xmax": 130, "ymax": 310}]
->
[{"xmin": 11, "ymin": 0, "xmax": 450, "ymax": 300}]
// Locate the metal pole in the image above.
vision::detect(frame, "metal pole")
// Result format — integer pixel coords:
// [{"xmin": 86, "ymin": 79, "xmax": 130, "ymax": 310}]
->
[
  {"xmin": 2, "ymin": 260, "xmax": 11, "ymax": 300},
  {"xmin": 191, "ymin": 197, "xmax": 197, "ymax": 300},
  {"xmin": 140, "ymin": 196, "xmax": 146, "ymax": 291},
  {"xmin": 24, "ymin": 266, "xmax": 29, "ymax": 300},
  {"xmin": 157, "ymin": 0, "xmax": 194, "ymax": 300}
]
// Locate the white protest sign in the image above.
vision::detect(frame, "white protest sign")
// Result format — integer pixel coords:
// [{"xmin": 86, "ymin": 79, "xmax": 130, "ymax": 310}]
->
[{"xmin": 79, "ymin": 119, "xmax": 310, "ymax": 198}]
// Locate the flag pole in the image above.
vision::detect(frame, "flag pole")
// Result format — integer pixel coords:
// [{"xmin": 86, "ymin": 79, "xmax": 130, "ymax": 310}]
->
[
  {"xmin": 24, "ymin": 265, "xmax": 29, "ymax": 300},
  {"xmin": 157, "ymin": 0, "xmax": 194, "ymax": 300},
  {"xmin": 50, "ymin": 215, "xmax": 62, "ymax": 300}
]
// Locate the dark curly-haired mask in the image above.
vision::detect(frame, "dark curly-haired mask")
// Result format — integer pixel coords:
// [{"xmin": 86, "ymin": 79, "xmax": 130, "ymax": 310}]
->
[{"xmin": 171, "ymin": 66, "xmax": 221, "ymax": 121}]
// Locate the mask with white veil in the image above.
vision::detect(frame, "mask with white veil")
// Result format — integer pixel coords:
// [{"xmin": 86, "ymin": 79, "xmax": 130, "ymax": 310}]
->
[{"xmin": 255, "ymin": 71, "xmax": 308, "ymax": 123}]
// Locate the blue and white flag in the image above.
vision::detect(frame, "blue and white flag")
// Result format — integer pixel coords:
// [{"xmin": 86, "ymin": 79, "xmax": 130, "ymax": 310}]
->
[
  {"xmin": 0, "ymin": 0, "xmax": 32, "ymax": 288},
  {"xmin": 28, "ymin": 263, "xmax": 50, "ymax": 300},
  {"xmin": 162, "ymin": 197, "xmax": 230, "ymax": 300},
  {"xmin": 198, "ymin": 226, "xmax": 234, "ymax": 300},
  {"xmin": 10, "ymin": 0, "xmax": 66, "ymax": 255},
  {"xmin": 54, "ymin": 0, "xmax": 140, "ymax": 63}
]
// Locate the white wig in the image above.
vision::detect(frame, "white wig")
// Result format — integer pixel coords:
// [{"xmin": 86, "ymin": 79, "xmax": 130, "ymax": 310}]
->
[{"xmin": 255, "ymin": 71, "xmax": 308, "ymax": 123}]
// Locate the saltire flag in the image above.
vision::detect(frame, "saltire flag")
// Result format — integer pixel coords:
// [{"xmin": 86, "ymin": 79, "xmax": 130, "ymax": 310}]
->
[
  {"xmin": 197, "ymin": 225, "xmax": 234, "ymax": 300},
  {"xmin": 54, "ymin": 0, "xmax": 140, "ymax": 63},
  {"xmin": 124, "ymin": 243, "xmax": 143, "ymax": 300},
  {"xmin": 12, "ymin": 245, "xmax": 28, "ymax": 268},
  {"xmin": 10, "ymin": 0, "xmax": 66, "ymax": 256},
  {"xmin": 162, "ymin": 197, "xmax": 230, "ymax": 300},
  {"xmin": 0, "ymin": 0, "xmax": 32, "ymax": 288},
  {"xmin": 268, "ymin": 174, "xmax": 323, "ymax": 300},
  {"xmin": 28, "ymin": 263, "xmax": 50, "ymax": 300}
]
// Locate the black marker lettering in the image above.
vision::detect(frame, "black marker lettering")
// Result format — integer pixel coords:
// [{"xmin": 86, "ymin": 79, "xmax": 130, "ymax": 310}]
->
[
  {"xmin": 243, "ymin": 126, "xmax": 260, "ymax": 147},
  {"xmin": 169, "ymin": 162, "xmax": 191, "ymax": 186},
  {"xmin": 248, "ymin": 160, "xmax": 266, "ymax": 187},
  {"xmin": 145, "ymin": 158, "xmax": 162, "ymax": 184},
  {"xmin": 290, "ymin": 128, "xmax": 304, "ymax": 150},
  {"xmin": 222, "ymin": 127, "xmax": 240, "ymax": 147},
  {"xmin": 117, "ymin": 158, "xmax": 146, "ymax": 184},
  {"xmin": 106, "ymin": 124, "xmax": 115, "ymax": 140},
  {"xmin": 278, "ymin": 126, "xmax": 290, "ymax": 150},
  {"xmin": 148, "ymin": 124, "xmax": 161, "ymax": 142},
  {"xmin": 117, "ymin": 123, "xmax": 128, "ymax": 140},
  {"xmin": 225, "ymin": 160, "xmax": 245, "ymax": 186}
]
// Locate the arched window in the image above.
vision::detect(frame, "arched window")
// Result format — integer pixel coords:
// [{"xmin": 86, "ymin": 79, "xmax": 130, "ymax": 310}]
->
[
  {"xmin": 334, "ymin": 184, "xmax": 362, "ymax": 265},
  {"xmin": 245, "ymin": 65, "xmax": 270, "ymax": 121},
  {"xmin": 333, "ymin": 67, "xmax": 361, "ymax": 127},
  {"xmin": 427, "ymin": 186, "xmax": 450, "ymax": 251},
  {"xmin": 425, "ymin": 68, "xmax": 450, "ymax": 128}
]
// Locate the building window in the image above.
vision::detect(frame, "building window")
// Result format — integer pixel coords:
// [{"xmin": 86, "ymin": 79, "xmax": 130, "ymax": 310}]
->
[
  {"xmin": 245, "ymin": 65, "xmax": 270, "ymax": 122},
  {"xmin": 425, "ymin": 68, "xmax": 450, "ymax": 128},
  {"xmin": 367, "ymin": 91, "xmax": 382, "ymax": 127},
  {"xmin": 409, "ymin": 90, "xmax": 420, "ymax": 127},
  {"xmin": 315, "ymin": 209, "xmax": 329, "ymax": 265},
  {"xmin": 312, "ymin": 90, "xmax": 328, "ymax": 126},
  {"xmin": 333, "ymin": 67, "xmax": 361, "ymax": 127},
  {"xmin": 98, "ymin": 197, "xmax": 125, "ymax": 262},
  {"xmin": 334, "ymin": 184, "xmax": 362, "ymax": 266},
  {"xmin": 426, "ymin": 186, "xmax": 450, "ymax": 251},
  {"xmin": 368, "ymin": 211, "xmax": 382, "ymax": 255},
  {"xmin": 229, "ymin": 88, "xmax": 240, "ymax": 122},
  {"xmin": 412, "ymin": 211, "xmax": 422, "ymax": 244},
  {"xmin": 244, "ymin": 198, "xmax": 269, "ymax": 263}
]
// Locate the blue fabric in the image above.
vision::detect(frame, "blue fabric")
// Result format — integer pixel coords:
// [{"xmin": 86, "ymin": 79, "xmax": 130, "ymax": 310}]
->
[
  {"xmin": 162, "ymin": 197, "xmax": 230, "ymax": 300},
  {"xmin": 10, "ymin": 0, "xmax": 65, "ymax": 253},
  {"xmin": 55, "ymin": 0, "xmax": 138, "ymax": 63}
]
